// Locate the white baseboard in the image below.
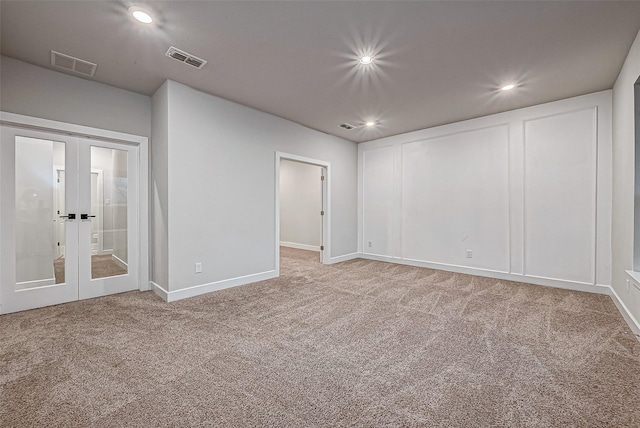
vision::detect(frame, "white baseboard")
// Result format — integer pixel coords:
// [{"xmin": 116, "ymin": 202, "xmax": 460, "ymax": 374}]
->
[
  {"xmin": 280, "ymin": 241, "xmax": 320, "ymax": 252},
  {"xmin": 607, "ymin": 285, "xmax": 640, "ymax": 336},
  {"xmin": 149, "ymin": 281, "xmax": 169, "ymax": 301},
  {"xmin": 111, "ymin": 254, "xmax": 128, "ymax": 270},
  {"xmin": 359, "ymin": 253, "xmax": 610, "ymax": 295},
  {"xmin": 149, "ymin": 270, "xmax": 278, "ymax": 303},
  {"xmin": 145, "ymin": 253, "xmax": 640, "ymax": 340},
  {"xmin": 325, "ymin": 252, "xmax": 361, "ymax": 265}
]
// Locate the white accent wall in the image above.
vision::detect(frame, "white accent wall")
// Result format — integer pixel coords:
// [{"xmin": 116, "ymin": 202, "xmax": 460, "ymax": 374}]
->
[
  {"xmin": 359, "ymin": 91, "xmax": 612, "ymax": 292},
  {"xmin": 612, "ymin": 29, "xmax": 640, "ymax": 327},
  {"xmin": 151, "ymin": 80, "xmax": 357, "ymax": 297},
  {"xmin": 279, "ymin": 159, "xmax": 322, "ymax": 250}
]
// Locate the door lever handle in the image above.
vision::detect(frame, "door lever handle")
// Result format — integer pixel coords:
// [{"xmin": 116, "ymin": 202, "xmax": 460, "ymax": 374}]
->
[
  {"xmin": 59, "ymin": 213, "xmax": 76, "ymax": 220},
  {"xmin": 80, "ymin": 214, "xmax": 96, "ymax": 220}
]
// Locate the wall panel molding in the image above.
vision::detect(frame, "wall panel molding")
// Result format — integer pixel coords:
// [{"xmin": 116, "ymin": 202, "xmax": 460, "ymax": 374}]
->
[{"xmin": 358, "ymin": 90, "xmax": 612, "ymax": 291}]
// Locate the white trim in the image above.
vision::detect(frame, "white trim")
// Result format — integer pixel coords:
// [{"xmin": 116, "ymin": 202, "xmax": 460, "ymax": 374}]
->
[
  {"xmin": 16, "ymin": 278, "xmax": 56, "ymax": 291},
  {"xmin": 111, "ymin": 254, "xmax": 128, "ymax": 270},
  {"xmin": 325, "ymin": 252, "xmax": 361, "ymax": 264},
  {"xmin": 0, "ymin": 112, "xmax": 147, "ymax": 145},
  {"xmin": 625, "ymin": 270, "xmax": 640, "ymax": 288},
  {"xmin": 162, "ymin": 270, "xmax": 277, "ymax": 303},
  {"xmin": 359, "ymin": 253, "xmax": 610, "ymax": 295},
  {"xmin": 149, "ymin": 281, "xmax": 169, "ymax": 302},
  {"xmin": 607, "ymin": 285, "xmax": 640, "ymax": 336},
  {"xmin": 280, "ymin": 241, "xmax": 320, "ymax": 252},
  {"xmin": 521, "ymin": 107, "xmax": 599, "ymax": 284}
]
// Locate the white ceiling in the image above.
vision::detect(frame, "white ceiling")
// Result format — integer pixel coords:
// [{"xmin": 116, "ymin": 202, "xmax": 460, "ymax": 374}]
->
[{"xmin": 2, "ymin": 1, "xmax": 640, "ymax": 143}]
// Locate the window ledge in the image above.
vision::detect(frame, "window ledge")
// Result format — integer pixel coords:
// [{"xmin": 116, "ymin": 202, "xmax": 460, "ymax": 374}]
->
[{"xmin": 625, "ymin": 270, "xmax": 640, "ymax": 289}]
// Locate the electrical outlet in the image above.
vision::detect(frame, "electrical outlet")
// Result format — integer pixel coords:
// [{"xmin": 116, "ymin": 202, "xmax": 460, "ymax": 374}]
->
[
  {"xmin": 466, "ymin": 250, "xmax": 473, "ymax": 258},
  {"xmin": 195, "ymin": 262, "xmax": 202, "ymax": 273},
  {"xmin": 368, "ymin": 241, "xmax": 372, "ymax": 247}
]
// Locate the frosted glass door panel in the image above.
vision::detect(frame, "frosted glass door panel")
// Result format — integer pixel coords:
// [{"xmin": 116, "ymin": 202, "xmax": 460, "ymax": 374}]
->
[
  {"xmin": 2, "ymin": 126, "xmax": 79, "ymax": 314},
  {"xmin": 15, "ymin": 137, "xmax": 66, "ymax": 288},
  {"xmin": 78, "ymin": 140, "xmax": 138, "ymax": 300},
  {"xmin": 90, "ymin": 146, "xmax": 128, "ymax": 279}
]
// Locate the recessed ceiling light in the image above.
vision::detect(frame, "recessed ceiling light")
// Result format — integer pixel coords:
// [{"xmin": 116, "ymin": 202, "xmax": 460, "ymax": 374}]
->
[
  {"xmin": 501, "ymin": 84, "xmax": 516, "ymax": 91},
  {"xmin": 359, "ymin": 55, "xmax": 374, "ymax": 65},
  {"xmin": 129, "ymin": 6, "xmax": 153, "ymax": 24},
  {"xmin": 365, "ymin": 121, "xmax": 376, "ymax": 127}
]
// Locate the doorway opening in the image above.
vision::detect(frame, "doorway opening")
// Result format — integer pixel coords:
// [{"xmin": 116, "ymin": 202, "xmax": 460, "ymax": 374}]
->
[{"xmin": 275, "ymin": 152, "xmax": 330, "ymax": 275}]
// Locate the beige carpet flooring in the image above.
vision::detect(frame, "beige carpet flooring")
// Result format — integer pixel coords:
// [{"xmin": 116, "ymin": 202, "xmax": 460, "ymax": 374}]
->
[
  {"xmin": 2, "ymin": 247, "xmax": 640, "ymax": 427},
  {"xmin": 54, "ymin": 255, "xmax": 127, "ymax": 283}
]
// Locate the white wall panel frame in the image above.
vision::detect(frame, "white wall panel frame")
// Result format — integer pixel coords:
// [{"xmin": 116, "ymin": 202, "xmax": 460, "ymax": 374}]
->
[
  {"xmin": 399, "ymin": 124, "xmax": 510, "ymax": 272},
  {"xmin": 361, "ymin": 145, "xmax": 395, "ymax": 257},
  {"xmin": 522, "ymin": 107, "xmax": 598, "ymax": 285}
]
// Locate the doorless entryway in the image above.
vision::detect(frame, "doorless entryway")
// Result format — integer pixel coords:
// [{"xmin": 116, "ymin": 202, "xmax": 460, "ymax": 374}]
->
[{"xmin": 275, "ymin": 152, "xmax": 330, "ymax": 275}]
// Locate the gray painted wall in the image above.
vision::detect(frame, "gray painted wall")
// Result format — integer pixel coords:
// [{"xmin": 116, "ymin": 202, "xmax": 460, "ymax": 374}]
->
[
  {"xmin": 0, "ymin": 56, "xmax": 151, "ymax": 138},
  {"xmin": 612, "ymin": 29, "xmax": 640, "ymax": 323},
  {"xmin": 155, "ymin": 80, "xmax": 357, "ymax": 292}
]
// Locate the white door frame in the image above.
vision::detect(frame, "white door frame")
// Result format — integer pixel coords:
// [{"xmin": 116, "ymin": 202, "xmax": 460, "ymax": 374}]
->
[
  {"xmin": 0, "ymin": 111, "xmax": 149, "ymax": 314},
  {"xmin": 275, "ymin": 151, "xmax": 330, "ymax": 275}
]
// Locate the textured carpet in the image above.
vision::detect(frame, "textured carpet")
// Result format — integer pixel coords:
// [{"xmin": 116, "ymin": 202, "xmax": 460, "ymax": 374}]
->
[
  {"xmin": 54, "ymin": 255, "xmax": 127, "ymax": 283},
  {"xmin": 2, "ymin": 247, "xmax": 640, "ymax": 427}
]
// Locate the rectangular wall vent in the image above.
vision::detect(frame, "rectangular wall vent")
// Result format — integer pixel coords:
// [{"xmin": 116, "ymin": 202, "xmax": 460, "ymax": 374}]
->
[
  {"xmin": 339, "ymin": 123, "xmax": 356, "ymax": 130},
  {"xmin": 50, "ymin": 51, "xmax": 97, "ymax": 77},
  {"xmin": 165, "ymin": 46, "xmax": 207, "ymax": 69}
]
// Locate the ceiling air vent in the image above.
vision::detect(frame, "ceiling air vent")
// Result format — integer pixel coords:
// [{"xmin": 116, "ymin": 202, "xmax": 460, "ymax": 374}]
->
[
  {"xmin": 339, "ymin": 123, "xmax": 356, "ymax": 130},
  {"xmin": 165, "ymin": 46, "xmax": 207, "ymax": 69},
  {"xmin": 50, "ymin": 51, "xmax": 97, "ymax": 77}
]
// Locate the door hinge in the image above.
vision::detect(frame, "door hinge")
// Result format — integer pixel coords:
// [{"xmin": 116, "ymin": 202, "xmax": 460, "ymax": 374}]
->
[
  {"xmin": 320, "ymin": 245, "xmax": 324, "ymax": 251},
  {"xmin": 321, "ymin": 176, "xmax": 325, "ymax": 181},
  {"xmin": 320, "ymin": 210, "xmax": 324, "ymax": 216}
]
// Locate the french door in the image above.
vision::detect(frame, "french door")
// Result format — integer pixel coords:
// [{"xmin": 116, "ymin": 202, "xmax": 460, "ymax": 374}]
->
[{"xmin": 0, "ymin": 125, "xmax": 139, "ymax": 314}]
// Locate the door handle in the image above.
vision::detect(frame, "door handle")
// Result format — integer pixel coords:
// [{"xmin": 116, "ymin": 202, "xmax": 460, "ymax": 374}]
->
[
  {"xmin": 80, "ymin": 214, "xmax": 96, "ymax": 220},
  {"xmin": 59, "ymin": 213, "xmax": 76, "ymax": 220}
]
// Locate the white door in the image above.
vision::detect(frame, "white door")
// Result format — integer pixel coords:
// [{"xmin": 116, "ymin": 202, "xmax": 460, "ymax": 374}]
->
[
  {"xmin": 0, "ymin": 126, "xmax": 139, "ymax": 313},
  {"xmin": 77, "ymin": 140, "xmax": 138, "ymax": 300}
]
